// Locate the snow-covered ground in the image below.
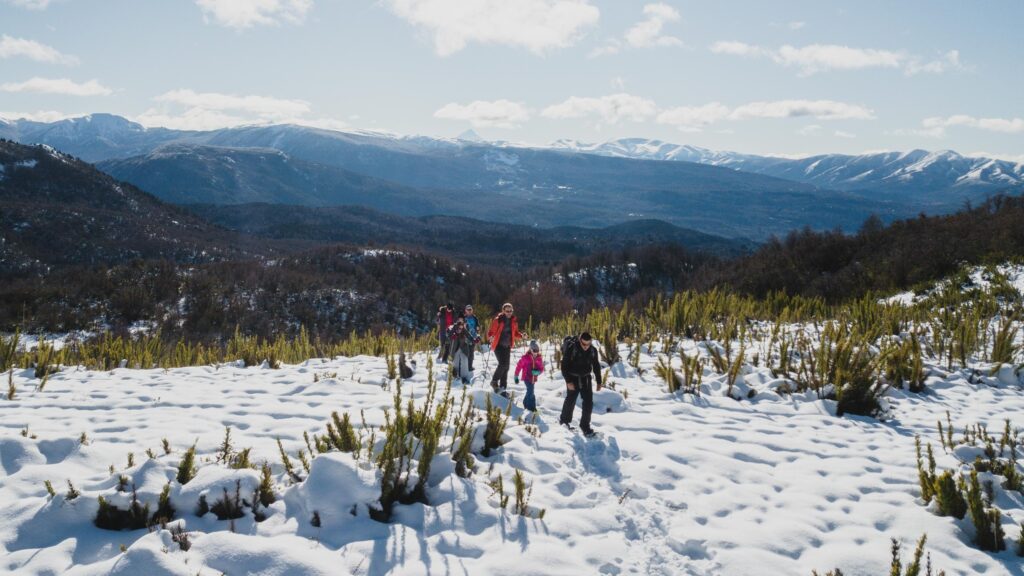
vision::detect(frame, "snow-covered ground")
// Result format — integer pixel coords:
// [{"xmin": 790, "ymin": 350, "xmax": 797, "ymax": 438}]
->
[{"xmin": 1, "ymin": 339, "xmax": 1022, "ymax": 575}]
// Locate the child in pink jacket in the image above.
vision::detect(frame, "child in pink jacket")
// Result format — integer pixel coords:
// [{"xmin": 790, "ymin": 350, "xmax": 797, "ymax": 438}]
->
[{"xmin": 514, "ymin": 340, "xmax": 544, "ymax": 411}]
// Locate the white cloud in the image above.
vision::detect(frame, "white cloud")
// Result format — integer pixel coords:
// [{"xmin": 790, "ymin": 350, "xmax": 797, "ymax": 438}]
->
[
  {"xmin": 0, "ymin": 109, "xmax": 82, "ymax": 123},
  {"xmin": 155, "ymin": 89, "xmax": 310, "ymax": 119},
  {"xmin": 658, "ymin": 99, "xmax": 874, "ymax": 130},
  {"xmin": 834, "ymin": 130, "xmax": 856, "ymax": 138},
  {"xmin": 709, "ymin": 41, "xmax": 766, "ymax": 57},
  {"xmin": 774, "ymin": 44, "xmax": 903, "ymax": 75},
  {"xmin": 542, "ymin": 93, "xmax": 657, "ymax": 124},
  {"xmin": 2, "ymin": 0, "xmax": 52, "ymax": 9},
  {"xmin": 434, "ymin": 99, "xmax": 530, "ymax": 128},
  {"xmin": 730, "ymin": 99, "xmax": 874, "ymax": 120},
  {"xmin": 624, "ymin": 3, "xmax": 681, "ymax": 48},
  {"xmin": 905, "ymin": 50, "xmax": 964, "ymax": 75},
  {"xmin": 134, "ymin": 108, "xmax": 255, "ymax": 131},
  {"xmin": 711, "ymin": 41, "xmax": 963, "ymax": 76},
  {"xmin": 384, "ymin": 0, "xmax": 599, "ymax": 56},
  {"xmin": 195, "ymin": 0, "xmax": 312, "ymax": 29},
  {"xmin": 797, "ymin": 124, "xmax": 822, "ymax": 135},
  {"xmin": 966, "ymin": 151, "xmax": 1024, "ymax": 164},
  {"xmin": 591, "ymin": 2, "xmax": 680, "ymax": 57},
  {"xmin": 655, "ymin": 102, "xmax": 730, "ymax": 129},
  {"xmin": 788, "ymin": 21, "xmax": 805, "ymax": 30},
  {"xmin": 921, "ymin": 114, "xmax": 1024, "ymax": 135},
  {"xmin": 0, "ymin": 35, "xmax": 78, "ymax": 65},
  {"xmin": 137, "ymin": 89, "xmax": 350, "ymax": 131},
  {"xmin": 0, "ymin": 77, "xmax": 111, "ymax": 96}
]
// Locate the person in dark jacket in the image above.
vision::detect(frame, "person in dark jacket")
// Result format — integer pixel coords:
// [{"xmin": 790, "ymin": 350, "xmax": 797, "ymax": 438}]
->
[
  {"xmin": 436, "ymin": 303, "xmax": 455, "ymax": 363},
  {"xmin": 559, "ymin": 331, "xmax": 602, "ymax": 436},
  {"xmin": 447, "ymin": 318, "xmax": 474, "ymax": 385},
  {"xmin": 486, "ymin": 302, "xmax": 522, "ymax": 395},
  {"xmin": 462, "ymin": 304, "xmax": 481, "ymax": 371}
]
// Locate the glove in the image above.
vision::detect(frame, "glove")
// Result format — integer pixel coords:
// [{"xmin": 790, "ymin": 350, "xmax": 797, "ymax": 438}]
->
[{"xmin": 514, "ymin": 376, "xmax": 520, "ymax": 384}]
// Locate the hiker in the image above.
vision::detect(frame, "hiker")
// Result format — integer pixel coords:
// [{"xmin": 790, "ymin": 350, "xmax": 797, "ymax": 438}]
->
[
  {"xmin": 486, "ymin": 302, "xmax": 522, "ymax": 396},
  {"xmin": 514, "ymin": 340, "xmax": 544, "ymax": 411},
  {"xmin": 462, "ymin": 304, "xmax": 481, "ymax": 371},
  {"xmin": 436, "ymin": 303, "xmax": 455, "ymax": 363},
  {"xmin": 447, "ymin": 318, "xmax": 474, "ymax": 385},
  {"xmin": 559, "ymin": 331, "xmax": 602, "ymax": 436}
]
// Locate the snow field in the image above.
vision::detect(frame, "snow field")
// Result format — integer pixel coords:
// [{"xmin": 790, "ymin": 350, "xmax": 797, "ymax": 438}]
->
[{"xmin": 0, "ymin": 341, "xmax": 1022, "ymax": 575}]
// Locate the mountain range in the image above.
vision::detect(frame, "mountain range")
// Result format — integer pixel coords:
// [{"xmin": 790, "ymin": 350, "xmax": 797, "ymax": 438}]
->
[
  {"xmin": 0, "ymin": 139, "xmax": 273, "ymax": 277},
  {"xmin": 550, "ymin": 138, "xmax": 1024, "ymax": 205},
  {"xmin": 3, "ymin": 114, "xmax": 1022, "ymax": 239}
]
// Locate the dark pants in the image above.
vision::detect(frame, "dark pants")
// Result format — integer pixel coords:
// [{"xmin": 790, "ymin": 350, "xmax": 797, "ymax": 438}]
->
[
  {"xmin": 439, "ymin": 332, "xmax": 450, "ymax": 362},
  {"xmin": 491, "ymin": 345, "xmax": 511, "ymax": 390},
  {"xmin": 560, "ymin": 374, "xmax": 593, "ymax": 431}
]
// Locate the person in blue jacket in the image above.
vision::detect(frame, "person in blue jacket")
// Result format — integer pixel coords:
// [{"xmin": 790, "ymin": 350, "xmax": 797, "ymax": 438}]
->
[{"xmin": 461, "ymin": 304, "xmax": 481, "ymax": 371}]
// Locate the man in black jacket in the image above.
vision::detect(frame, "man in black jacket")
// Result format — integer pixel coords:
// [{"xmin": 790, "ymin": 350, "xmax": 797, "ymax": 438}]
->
[{"xmin": 559, "ymin": 331, "xmax": 602, "ymax": 436}]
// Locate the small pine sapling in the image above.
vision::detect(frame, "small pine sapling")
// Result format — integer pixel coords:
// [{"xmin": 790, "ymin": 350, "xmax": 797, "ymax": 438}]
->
[
  {"xmin": 161, "ymin": 438, "xmax": 172, "ymax": 455},
  {"xmin": 931, "ymin": 471, "xmax": 966, "ymax": 519},
  {"xmin": 482, "ymin": 395, "xmax": 511, "ymax": 457},
  {"xmin": 256, "ymin": 463, "xmax": 276, "ymax": 507},
  {"xmin": 153, "ymin": 482, "xmax": 175, "ymax": 524},
  {"xmin": 65, "ymin": 480, "xmax": 80, "ymax": 500},
  {"xmin": 176, "ymin": 444, "xmax": 197, "ymax": 485},
  {"xmin": 44, "ymin": 480, "xmax": 56, "ymax": 499},
  {"xmin": 512, "ymin": 468, "xmax": 533, "ymax": 516},
  {"xmin": 966, "ymin": 470, "xmax": 1006, "ymax": 551},
  {"xmin": 217, "ymin": 427, "xmax": 233, "ymax": 463},
  {"xmin": 126, "ymin": 452, "xmax": 135, "ymax": 469},
  {"xmin": 210, "ymin": 480, "xmax": 245, "ymax": 521},
  {"xmin": 7, "ymin": 369, "xmax": 15, "ymax": 400},
  {"xmin": 277, "ymin": 438, "xmax": 300, "ymax": 482},
  {"xmin": 230, "ymin": 447, "xmax": 253, "ymax": 470},
  {"xmin": 1016, "ymin": 522, "xmax": 1023, "ymax": 557},
  {"xmin": 655, "ymin": 356, "xmax": 682, "ymax": 393},
  {"xmin": 915, "ymin": 437, "xmax": 936, "ymax": 503}
]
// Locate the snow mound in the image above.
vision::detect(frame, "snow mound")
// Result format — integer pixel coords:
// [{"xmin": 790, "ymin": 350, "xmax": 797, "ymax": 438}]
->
[{"xmin": 283, "ymin": 451, "xmax": 378, "ymax": 527}]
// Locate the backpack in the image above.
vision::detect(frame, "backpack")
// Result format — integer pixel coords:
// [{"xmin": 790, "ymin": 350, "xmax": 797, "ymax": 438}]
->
[{"xmin": 561, "ymin": 335, "xmax": 580, "ymax": 367}]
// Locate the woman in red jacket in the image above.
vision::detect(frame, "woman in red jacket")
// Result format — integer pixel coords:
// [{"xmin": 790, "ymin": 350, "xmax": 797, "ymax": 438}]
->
[{"xmin": 486, "ymin": 302, "xmax": 522, "ymax": 395}]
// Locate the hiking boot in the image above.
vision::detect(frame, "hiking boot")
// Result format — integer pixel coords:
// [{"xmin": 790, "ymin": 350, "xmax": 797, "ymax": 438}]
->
[
  {"xmin": 560, "ymin": 422, "xmax": 575, "ymax": 431},
  {"xmin": 582, "ymin": 428, "xmax": 596, "ymax": 438}
]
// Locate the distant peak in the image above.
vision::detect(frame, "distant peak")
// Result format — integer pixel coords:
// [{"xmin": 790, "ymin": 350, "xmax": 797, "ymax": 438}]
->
[{"xmin": 457, "ymin": 129, "xmax": 482, "ymax": 142}]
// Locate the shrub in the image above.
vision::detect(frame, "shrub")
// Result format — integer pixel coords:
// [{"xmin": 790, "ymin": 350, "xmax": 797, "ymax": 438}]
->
[
  {"xmin": 176, "ymin": 444, "xmax": 197, "ymax": 485},
  {"xmin": 256, "ymin": 463, "xmax": 275, "ymax": 507},
  {"xmin": 512, "ymin": 469, "xmax": 532, "ymax": 516},
  {"xmin": 329, "ymin": 411, "xmax": 359, "ymax": 454},
  {"xmin": 966, "ymin": 470, "xmax": 1006, "ymax": 552},
  {"xmin": 209, "ymin": 480, "xmax": 245, "ymax": 521},
  {"xmin": 169, "ymin": 523, "xmax": 191, "ymax": 551},
  {"xmin": 94, "ymin": 485, "xmax": 151, "ymax": 531},
  {"xmin": 655, "ymin": 356, "xmax": 682, "ymax": 393},
  {"xmin": 482, "ymin": 395, "xmax": 511, "ymax": 457},
  {"xmin": 153, "ymin": 482, "xmax": 175, "ymax": 524},
  {"xmin": 932, "ymin": 471, "xmax": 966, "ymax": 519}
]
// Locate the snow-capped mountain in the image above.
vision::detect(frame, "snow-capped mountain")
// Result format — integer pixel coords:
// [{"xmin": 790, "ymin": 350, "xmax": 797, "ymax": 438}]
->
[{"xmin": 550, "ymin": 138, "xmax": 1024, "ymax": 200}]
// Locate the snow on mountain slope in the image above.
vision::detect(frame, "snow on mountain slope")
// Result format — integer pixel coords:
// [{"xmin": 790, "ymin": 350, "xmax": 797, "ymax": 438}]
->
[{"xmin": 551, "ymin": 138, "xmax": 1024, "ymax": 197}]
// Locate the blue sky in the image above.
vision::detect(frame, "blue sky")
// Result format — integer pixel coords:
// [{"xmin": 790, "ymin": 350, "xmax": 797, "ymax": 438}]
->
[{"xmin": 1, "ymin": 0, "xmax": 1021, "ymax": 160}]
